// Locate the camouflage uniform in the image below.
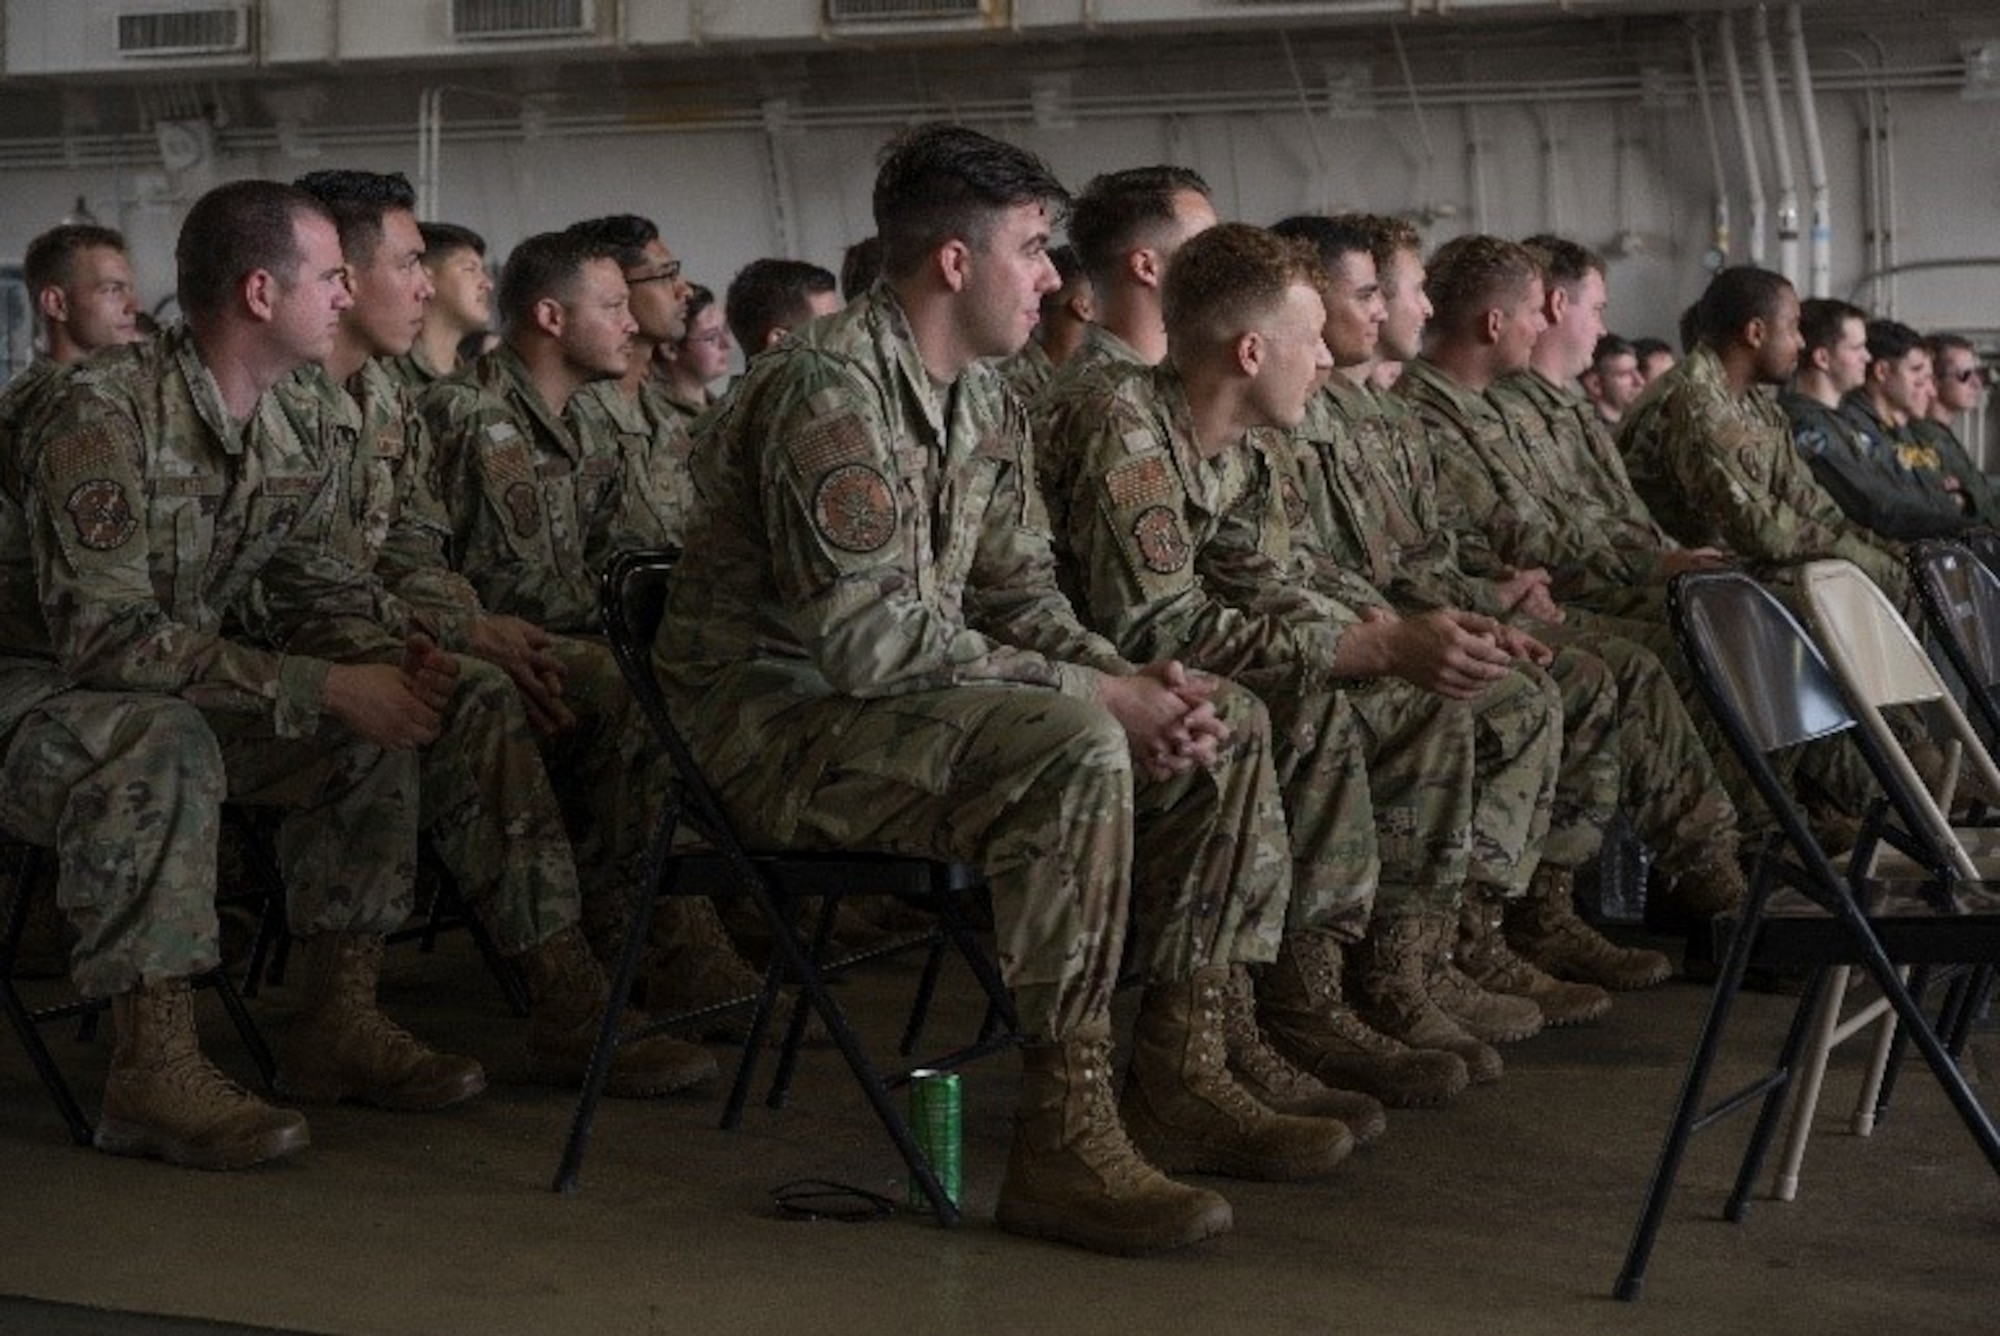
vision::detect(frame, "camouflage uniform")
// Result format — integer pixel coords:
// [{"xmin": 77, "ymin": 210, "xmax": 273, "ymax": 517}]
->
[
  {"xmin": 0, "ymin": 328, "xmax": 420, "ymax": 997},
  {"xmin": 1051, "ymin": 358, "xmax": 1565, "ymax": 917},
  {"xmin": 263, "ymin": 359, "xmax": 579, "ymax": 954},
  {"xmin": 381, "ymin": 345, "xmax": 448, "ymax": 396},
  {"xmin": 1397, "ymin": 360, "xmax": 1703, "ymax": 877},
  {"xmin": 998, "ymin": 339, "xmax": 1057, "ymax": 404},
  {"xmin": 1617, "ymin": 347, "xmax": 1910, "ymax": 602},
  {"xmin": 566, "ymin": 376, "xmax": 703, "ymax": 555},
  {"xmin": 418, "ymin": 350, "xmax": 675, "ymax": 958},
  {"xmin": 657, "ymin": 288, "xmax": 1292, "ymax": 1041},
  {"xmin": 1782, "ymin": 389, "xmax": 1967, "ymax": 540}
]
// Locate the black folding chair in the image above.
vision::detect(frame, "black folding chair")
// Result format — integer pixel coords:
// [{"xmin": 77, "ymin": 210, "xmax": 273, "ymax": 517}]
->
[
  {"xmin": 1912, "ymin": 537, "xmax": 2000, "ymax": 751},
  {"xmin": 0, "ymin": 836, "xmax": 276, "ymax": 1145},
  {"xmin": 552, "ymin": 549, "xmax": 1022, "ymax": 1223},
  {"xmin": 1615, "ymin": 569, "xmax": 2000, "ymax": 1300}
]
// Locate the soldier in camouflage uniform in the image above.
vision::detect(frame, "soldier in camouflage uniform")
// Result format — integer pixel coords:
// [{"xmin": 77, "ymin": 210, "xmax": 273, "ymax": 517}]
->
[
  {"xmin": 1050, "ymin": 221, "xmax": 1602, "ymax": 1111},
  {"xmin": 1783, "ymin": 300, "xmax": 1967, "ymax": 542},
  {"xmin": 271, "ymin": 171, "xmax": 712, "ymax": 1095},
  {"xmin": 1618, "ymin": 266, "xmax": 1911, "ymax": 603},
  {"xmin": 383, "ymin": 221, "xmax": 490, "ymax": 393},
  {"xmin": 661, "ymin": 125, "xmax": 1357, "ymax": 1256},
  {"xmin": 0, "ymin": 181, "xmax": 489, "ymax": 1170},
  {"xmin": 419, "ymin": 227, "xmax": 784, "ymax": 1041},
  {"xmin": 1289, "ymin": 217, "xmax": 1681, "ymax": 995}
]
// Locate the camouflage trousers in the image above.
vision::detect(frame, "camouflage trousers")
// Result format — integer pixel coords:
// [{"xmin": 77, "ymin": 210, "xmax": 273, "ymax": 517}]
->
[
  {"xmin": 702, "ymin": 681, "xmax": 1291, "ymax": 1043},
  {"xmin": 413, "ymin": 654, "xmax": 580, "ymax": 955},
  {"xmin": 533, "ymin": 635, "xmax": 674, "ymax": 964},
  {"xmin": 0, "ymin": 691, "xmax": 418, "ymax": 998},
  {"xmin": 1532, "ymin": 645, "xmax": 1622, "ymax": 871},
  {"xmin": 1457, "ymin": 667, "xmax": 1566, "ymax": 907},
  {"xmin": 1542, "ymin": 621, "xmax": 1742, "ymax": 880}
]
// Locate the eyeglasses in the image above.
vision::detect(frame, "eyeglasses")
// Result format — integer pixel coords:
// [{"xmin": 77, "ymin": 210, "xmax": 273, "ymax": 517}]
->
[
  {"xmin": 683, "ymin": 329, "xmax": 729, "ymax": 347},
  {"xmin": 626, "ymin": 260, "xmax": 682, "ymax": 287}
]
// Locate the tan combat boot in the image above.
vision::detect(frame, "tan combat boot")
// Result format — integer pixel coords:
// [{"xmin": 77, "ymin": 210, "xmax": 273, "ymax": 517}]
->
[
  {"xmin": 276, "ymin": 934, "xmax": 486, "ymax": 1110},
  {"xmin": 516, "ymin": 926, "xmax": 718, "ymax": 1096},
  {"xmin": 1218, "ymin": 963, "xmax": 1387, "ymax": 1144},
  {"xmin": 1257, "ymin": 928, "xmax": 1468, "ymax": 1109},
  {"xmin": 1349, "ymin": 914, "xmax": 1504, "ymax": 1085},
  {"xmin": 95, "ymin": 979, "xmax": 309, "ymax": 1170},
  {"xmin": 996, "ymin": 1020, "xmax": 1232, "ymax": 1255},
  {"xmin": 1505, "ymin": 864, "xmax": 1672, "ymax": 992},
  {"xmin": 1665, "ymin": 845, "xmax": 1747, "ymax": 919},
  {"xmin": 643, "ymin": 897, "xmax": 820, "ymax": 1046},
  {"xmin": 1120, "ymin": 965, "xmax": 1354, "ymax": 1180},
  {"xmin": 1453, "ymin": 889, "xmax": 1608, "ymax": 1028}
]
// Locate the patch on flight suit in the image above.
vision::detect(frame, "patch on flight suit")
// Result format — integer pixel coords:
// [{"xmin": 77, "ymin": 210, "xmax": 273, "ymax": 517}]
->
[
  {"xmin": 504, "ymin": 481, "xmax": 539, "ymax": 537},
  {"xmin": 813, "ymin": 463, "xmax": 897, "ymax": 553},
  {"xmin": 1132, "ymin": 505, "xmax": 1191, "ymax": 574},
  {"xmin": 65, "ymin": 478, "xmax": 137, "ymax": 551},
  {"xmin": 1105, "ymin": 455, "xmax": 1173, "ymax": 510},
  {"xmin": 1795, "ymin": 426, "xmax": 1828, "ymax": 459}
]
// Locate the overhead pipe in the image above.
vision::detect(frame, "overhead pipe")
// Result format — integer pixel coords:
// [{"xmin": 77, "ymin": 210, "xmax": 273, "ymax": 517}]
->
[
  {"xmin": 1786, "ymin": 4, "xmax": 1831, "ymax": 297},
  {"xmin": 1718, "ymin": 14, "xmax": 1767, "ymax": 266},
  {"xmin": 1688, "ymin": 25, "xmax": 1732, "ymax": 265},
  {"xmin": 1753, "ymin": 5, "xmax": 1800, "ymax": 286}
]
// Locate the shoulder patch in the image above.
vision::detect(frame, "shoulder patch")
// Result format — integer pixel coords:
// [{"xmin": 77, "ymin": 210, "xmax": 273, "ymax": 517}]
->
[
  {"xmin": 504, "ymin": 482, "xmax": 540, "ymax": 537},
  {"xmin": 1105, "ymin": 454, "xmax": 1174, "ymax": 510},
  {"xmin": 1132, "ymin": 505, "xmax": 1191, "ymax": 574},
  {"xmin": 813, "ymin": 462, "xmax": 898, "ymax": 553},
  {"xmin": 483, "ymin": 421, "xmax": 521, "ymax": 446},
  {"xmin": 65, "ymin": 478, "xmax": 138, "ymax": 552},
  {"xmin": 1280, "ymin": 473, "xmax": 1308, "ymax": 529},
  {"xmin": 790, "ymin": 411, "xmax": 874, "ymax": 477}
]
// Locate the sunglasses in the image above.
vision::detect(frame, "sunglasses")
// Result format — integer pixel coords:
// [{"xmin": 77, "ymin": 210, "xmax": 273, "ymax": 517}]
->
[{"xmin": 1947, "ymin": 366, "xmax": 1989, "ymax": 386}]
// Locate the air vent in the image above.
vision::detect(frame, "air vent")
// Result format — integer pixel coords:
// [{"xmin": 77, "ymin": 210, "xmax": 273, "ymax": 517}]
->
[
  {"xmin": 449, "ymin": 0, "xmax": 595, "ymax": 41},
  {"xmin": 825, "ymin": 0, "xmax": 997, "ymax": 23},
  {"xmin": 117, "ymin": 6, "xmax": 250, "ymax": 57}
]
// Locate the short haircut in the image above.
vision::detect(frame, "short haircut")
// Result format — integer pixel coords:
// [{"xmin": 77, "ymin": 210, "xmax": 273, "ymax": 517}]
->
[
  {"xmin": 680, "ymin": 283, "xmax": 715, "ymax": 337},
  {"xmin": 23, "ymin": 223, "xmax": 127, "ymax": 298},
  {"xmin": 1345, "ymin": 213, "xmax": 1423, "ymax": 294},
  {"xmin": 1693, "ymin": 267, "xmax": 1792, "ymax": 349},
  {"xmin": 1591, "ymin": 333, "xmax": 1636, "ymax": 369},
  {"xmin": 1927, "ymin": 331, "xmax": 1977, "ymax": 361},
  {"xmin": 496, "ymin": 230, "xmax": 618, "ymax": 335},
  {"xmin": 1519, "ymin": 233, "xmax": 1605, "ymax": 295},
  {"xmin": 1865, "ymin": 317, "xmax": 1926, "ymax": 368},
  {"xmin": 1423, "ymin": 234, "xmax": 1539, "ymax": 334},
  {"xmin": 1047, "ymin": 243, "xmax": 1084, "ymax": 289},
  {"xmin": 873, "ymin": 123, "xmax": 1069, "ymax": 282},
  {"xmin": 725, "ymin": 257, "xmax": 838, "ymax": 352},
  {"xmin": 419, "ymin": 221, "xmax": 486, "ymax": 262},
  {"xmin": 1269, "ymin": 213, "xmax": 1374, "ymax": 270},
  {"xmin": 1798, "ymin": 297, "xmax": 1867, "ymax": 356},
  {"xmin": 1068, "ymin": 165, "xmax": 1212, "ymax": 287},
  {"xmin": 839, "ymin": 235, "xmax": 883, "ymax": 301},
  {"xmin": 1162, "ymin": 222, "xmax": 1324, "ymax": 353},
  {"xmin": 293, "ymin": 169, "xmax": 417, "ymax": 268},
  {"xmin": 177, "ymin": 179, "xmax": 334, "ymax": 322},
  {"xmin": 564, "ymin": 213, "xmax": 659, "ymax": 272}
]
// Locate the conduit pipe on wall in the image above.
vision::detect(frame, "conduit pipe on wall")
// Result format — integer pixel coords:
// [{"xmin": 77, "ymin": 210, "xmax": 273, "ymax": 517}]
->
[
  {"xmin": 1688, "ymin": 25, "xmax": 1731, "ymax": 264},
  {"xmin": 1786, "ymin": 3, "xmax": 1831, "ymax": 298},
  {"xmin": 1718, "ymin": 14, "xmax": 1767, "ymax": 266},
  {"xmin": 1753, "ymin": 5, "xmax": 1800, "ymax": 286}
]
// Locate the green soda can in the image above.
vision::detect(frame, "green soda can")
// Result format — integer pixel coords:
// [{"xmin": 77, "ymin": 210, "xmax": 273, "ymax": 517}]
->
[{"xmin": 907, "ymin": 1069, "xmax": 962, "ymax": 1210}]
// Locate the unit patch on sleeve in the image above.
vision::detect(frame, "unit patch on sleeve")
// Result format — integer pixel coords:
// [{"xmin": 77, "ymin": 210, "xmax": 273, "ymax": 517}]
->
[
  {"xmin": 813, "ymin": 463, "xmax": 898, "ymax": 553},
  {"xmin": 504, "ymin": 481, "xmax": 540, "ymax": 538},
  {"xmin": 1132, "ymin": 505, "xmax": 1191, "ymax": 574},
  {"xmin": 65, "ymin": 478, "xmax": 138, "ymax": 552}
]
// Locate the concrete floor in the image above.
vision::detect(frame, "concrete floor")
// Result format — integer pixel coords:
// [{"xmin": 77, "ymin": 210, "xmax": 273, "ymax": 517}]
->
[{"xmin": 0, "ymin": 932, "xmax": 1993, "ymax": 1336}]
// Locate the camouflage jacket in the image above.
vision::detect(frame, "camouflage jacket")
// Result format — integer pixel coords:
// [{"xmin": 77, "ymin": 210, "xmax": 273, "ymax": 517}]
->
[
  {"xmin": 262, "ymin": 358, "xmax": 483, "ymax": 659},
  {"xmin": 0, "ymin": 326, "xmax": 401, "ymax": 741},
  {"xmin": 1617, "ymin": 346, "xmax": 1905, "ymax": 590},
  {"xmin": 1488, "ymin": 368, "xmax": 1681, "ymax": 589},
  {"xmin": 418, "ymin": 345, "xmax": 632, "ymax": 633},
  {"xmin": 1782, "ymin": 389, "xmax": 1966, "ymax": 541},
  {"xmin": 0, "ymin": 356, "xmax": 75, "ymax": 735},
  {"xmin": 1052, "ymin": 360, "xmax": 1363, "ymax": 687},
  {"xmin": 1031, "ymin": 323, "xmax": 1149, "ymax": 549},
  {"xmin": 566, "ymin": 376, "xmax": 701, "ymax": 553},
  {"xmin": 656, "ymin": 287, "xmax": 1130, "ymax": 839},
  {"xmin": 382, "ymin": 344, "xmax": 449, "ymax": 396},
  {"xmin": 1399, "ymin": 357, "xmax": 1625, "ymax": 603},
  {"xmin": 1286, "ymin": 373, "xmax": 1501, "ymax": 617},
  {"xmin": 998, "ymin": 338, "xmax": 1056, "ymax": 404}
]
